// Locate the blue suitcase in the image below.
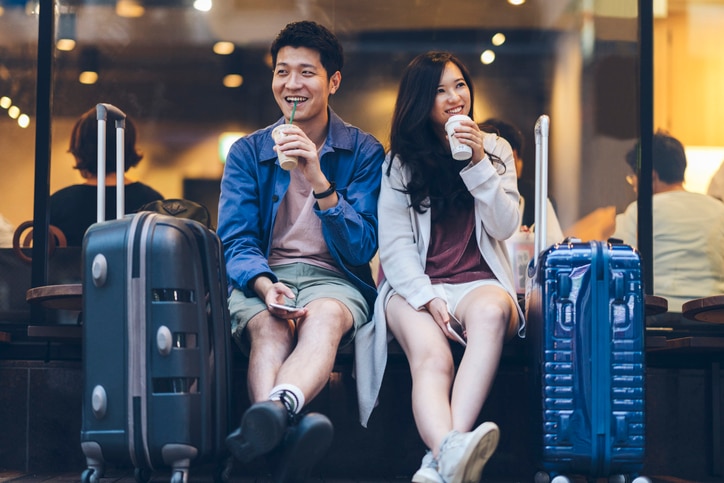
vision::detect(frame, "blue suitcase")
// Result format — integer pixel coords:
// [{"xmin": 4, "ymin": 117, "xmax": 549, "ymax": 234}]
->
[
  {"xmin": 525, "ymin": 116, "xmax": 648, "ymax": 483},
  {"xmin": 79, "ymin": 104, "xmax": 232, "ymax": 483}
]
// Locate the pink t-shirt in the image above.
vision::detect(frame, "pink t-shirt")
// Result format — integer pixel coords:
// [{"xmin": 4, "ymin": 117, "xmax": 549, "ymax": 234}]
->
[{"xmin": 268, "ymin": 168, "xmax": 339, "ymax": 274}]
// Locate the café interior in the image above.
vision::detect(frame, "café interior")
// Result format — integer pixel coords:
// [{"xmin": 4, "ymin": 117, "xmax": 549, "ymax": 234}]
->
[{"xmin": 0, "ymin": 0, "xmax": 723, "ymax": 482}]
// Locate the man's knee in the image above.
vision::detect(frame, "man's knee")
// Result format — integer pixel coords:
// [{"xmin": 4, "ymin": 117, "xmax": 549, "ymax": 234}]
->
[{"xmin": 304, "ymin": 298, "xmax": 353, "ymax": 329}]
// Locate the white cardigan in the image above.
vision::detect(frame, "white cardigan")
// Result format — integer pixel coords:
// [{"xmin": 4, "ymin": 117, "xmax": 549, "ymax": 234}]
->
[{"xmin": 354, "ymin": 132, "xmax": 526, "ymax": 427}]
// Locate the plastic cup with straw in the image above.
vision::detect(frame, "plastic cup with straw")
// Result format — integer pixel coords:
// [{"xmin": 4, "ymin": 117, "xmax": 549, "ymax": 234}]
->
[{"xmin": 272, "ymin": 100, "xmax": 299, "ymax": 170}]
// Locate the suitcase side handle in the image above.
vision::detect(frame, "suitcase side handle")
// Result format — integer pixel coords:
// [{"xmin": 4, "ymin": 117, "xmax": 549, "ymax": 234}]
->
[{"xmin": 95, "ymin": 103, "xmax": 127, "ymax": 222}]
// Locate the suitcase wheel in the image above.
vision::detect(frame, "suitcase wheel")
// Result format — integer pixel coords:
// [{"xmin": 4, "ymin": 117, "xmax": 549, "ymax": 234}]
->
[
  {"xmin": 534, "ymin": 473, "xmax": 572, "ymax": 483},
  {"xmin": 81, "ymin": 468, "xmax": 99, "ymax": 483},
  {"xmin": 134, "ymin": 467, "xmax": 152, "ymax": 483},
  {"xmin": 609, "ymin": 475, "xmax": 651, "ymax": 483},
  {"xmin": 534, "ymin": 471, "xmax": 550, "ymax": 483},
  {"xmin": 215, "ymin": 456, "xmax": 233, "ymax": 483},
  {"xmin": 170, "ymin": 469, "xmax": 188, "ymax": 483}
]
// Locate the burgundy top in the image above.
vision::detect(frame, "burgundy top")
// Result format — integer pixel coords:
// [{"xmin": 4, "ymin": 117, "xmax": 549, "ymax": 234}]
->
[{"xmin": 425, "ymin": 202, "xmax": 494, "ymax": 284}]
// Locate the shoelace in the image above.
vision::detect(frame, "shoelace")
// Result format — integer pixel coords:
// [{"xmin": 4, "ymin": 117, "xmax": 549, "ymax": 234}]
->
[
  {"xmin": 440, "ymin": 430, "xmax": 464, "ymax": 452},
  {"xmin": 421, "ymin": 451, "xmax": 437, "ymax": 469}
]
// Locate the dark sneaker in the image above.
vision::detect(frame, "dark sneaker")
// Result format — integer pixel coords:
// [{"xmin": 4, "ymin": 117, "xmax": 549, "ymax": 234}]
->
[
  {"xmin": 271, "ymin": 412, "xmax": 334, "ymax": 483},
  {"xmin": 225, "ymin": 400, "xmax": 289, "ymax": 464}
]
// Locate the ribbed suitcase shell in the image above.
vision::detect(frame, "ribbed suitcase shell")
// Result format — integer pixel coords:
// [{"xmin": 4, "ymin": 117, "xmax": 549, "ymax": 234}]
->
[
  {"xmin": 526, "ymin": 240, "xmax": 646, "ymax": 481},
  {"xmin": 80, "ymin": 213, "xmax": 231, "ymax": 483}
]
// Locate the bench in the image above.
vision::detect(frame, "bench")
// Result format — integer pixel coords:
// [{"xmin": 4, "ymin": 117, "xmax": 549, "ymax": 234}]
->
[{"xmin": 227, "ymin": 330, "xmax": 535, "ymax": 480}]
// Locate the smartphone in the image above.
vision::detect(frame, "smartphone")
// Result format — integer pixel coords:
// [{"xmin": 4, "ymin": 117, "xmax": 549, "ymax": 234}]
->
[
  {"xmin": 268, "ymin": 302, "xmax": 304, "ymax": 313},
  {"xmin": 447, "ymin": 313, "xmax": 467, "ymax": 347}
]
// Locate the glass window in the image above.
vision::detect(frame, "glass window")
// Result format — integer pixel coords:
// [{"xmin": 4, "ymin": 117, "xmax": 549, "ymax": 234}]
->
[{"xmin": 0, "ymin": 0, "xmax": 648, "ymax": 237}]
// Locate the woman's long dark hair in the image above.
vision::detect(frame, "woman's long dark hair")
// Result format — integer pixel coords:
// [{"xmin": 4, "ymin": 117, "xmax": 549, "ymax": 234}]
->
[{"xmin": 388, "ymin": 51, "xmax": 478, "ymax": 217}]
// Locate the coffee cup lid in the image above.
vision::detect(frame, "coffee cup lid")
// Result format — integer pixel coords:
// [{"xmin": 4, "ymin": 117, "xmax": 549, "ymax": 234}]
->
[{"xmin": 445, "ymin": 114, "xmax": 470, "ymax": 127}]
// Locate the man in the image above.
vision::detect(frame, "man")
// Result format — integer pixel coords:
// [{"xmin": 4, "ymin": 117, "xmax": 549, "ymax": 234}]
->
[
  {"xmin": 217, "ymin": 21, "xmax": 384, "ymax": 480},
  {"xmin": 612, "ymin": 130, "xmax": 724, "ymax": 312}
]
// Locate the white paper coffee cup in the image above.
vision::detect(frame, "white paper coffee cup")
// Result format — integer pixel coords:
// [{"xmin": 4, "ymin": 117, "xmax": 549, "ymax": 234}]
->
[
  {"xmin": 272, "ymin": 125, "xmax": 298, "ymax": 170},
  {"xmin": 444, "ymin": 115, "xmax": 473, "ymax": 161}
]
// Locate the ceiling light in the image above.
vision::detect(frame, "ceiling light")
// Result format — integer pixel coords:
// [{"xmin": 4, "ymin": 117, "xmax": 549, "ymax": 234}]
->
[
  {"xmin": 18, "ymin": 113, "xmax": 30, "ymax": 128},
  {"xmin": 79, "ymin": 71, "xmax": 98, "ymax": 85},
  {"xmin": 223, "ymin": 74, "xmax": 243, "ymax": 88},
  {"xmin": 8, "ymin": 105, "xmax": 20, "ymax": 119},
  {"xmin": 56, "ymin": 38, "xmax": 76, "ymax": 52},
  {"xmin": 116, "ymin": 0, "xmax": 144, "ymax": 18},
  {"xmin": 213, "ymin": 41, "xmax": 235, "ymax": 55},
  {"xmin": 491, "ymin": 33, "xmax": 506, "ymax": 46},
  {"xmin": 222, "ymin": 51, "xmax": 244, "ymax": 88},
  {"xmin": 79, "ymin": 47, "xmax": 100, "ymax": 85},
  {"xmin": 56, "ymin": 12, "xmax": 77, "ymax": 52},
  {"xmin": 508, "ymin": 0, "xmax": 525, "ymax": 5},
  {"xmin": 0, "ymin": 96, "xmax": 11, "ymax": 109},
  {"xmin": 193, "ymin": 0, "xmax": 212, "ymax": 12},
  {"xmin": 480, "ymin": 50, "xmax": 496, "ymax": 65}
]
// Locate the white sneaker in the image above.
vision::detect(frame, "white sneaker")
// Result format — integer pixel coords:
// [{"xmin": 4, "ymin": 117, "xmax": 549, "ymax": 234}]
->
[
  {"xmin": 437, "ymin": 422, "xmax": 500, "ymax": 483},
  {"xmin": 412, "ymin": 450, "xmax": 444, "ymax": 483}
]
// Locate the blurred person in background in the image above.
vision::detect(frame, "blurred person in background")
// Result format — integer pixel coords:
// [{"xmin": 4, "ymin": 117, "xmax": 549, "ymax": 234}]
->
[
  {"xmin": 48, "ymin": 106, "xmax": 163, "ymax": 246},
  {"xmin": 612, "ymin": 130, "xmax": 724, "ymax": 312},
  {"xmin": 706, "ymin": 160, "xmax": 724, "ymax": 202},
  {"xmin": 0, "ymin": 213, "xmax": 13, "ymax": 248},
  {"xmin": 479, "ymin": 118, "xmax": 563, "ymax": 246}
]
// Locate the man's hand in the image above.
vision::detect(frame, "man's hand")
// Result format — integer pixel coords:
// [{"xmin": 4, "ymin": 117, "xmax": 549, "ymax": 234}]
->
[
  {"xmin": 254, "ymin": 277, "xmax": 307, "ymax": 319},
  {"xmin": 273, "ymin": 124, "xmax": 337, "ymax": 208}
]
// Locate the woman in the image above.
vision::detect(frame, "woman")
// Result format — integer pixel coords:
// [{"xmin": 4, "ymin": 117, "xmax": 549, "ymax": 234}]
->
[
  {"xmin": 375, "ymin": 52, "xmax": 525, "ymax": 483},
  {"xmin": 49, "ymin": 107, "xmax": 163, "ymax": 245}
]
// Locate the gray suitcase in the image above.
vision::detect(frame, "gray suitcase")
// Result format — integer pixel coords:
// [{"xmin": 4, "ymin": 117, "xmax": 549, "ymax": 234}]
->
[{"xmin": 80, "ymin": 104, "xmax": 232, "ymax": 483}]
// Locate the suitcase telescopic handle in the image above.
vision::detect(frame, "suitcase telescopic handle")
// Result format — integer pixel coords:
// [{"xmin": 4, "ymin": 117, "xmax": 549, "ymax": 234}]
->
[
  {"xmin": 95, "ymin": 103, "xmax": 127, "ymax": 222},
  {"xmin": 533, "ymin": 114, "xmax": 549, "ymax": 259}
]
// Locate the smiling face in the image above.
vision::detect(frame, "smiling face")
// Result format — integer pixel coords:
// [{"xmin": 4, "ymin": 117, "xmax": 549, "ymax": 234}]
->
[
  {"xmin": 430, "ymin": 61, "xmax": 472, "ymax": 131},
  {"xmin": 272, "ymin": 46, "xmax": 341, "ymax": 128}
]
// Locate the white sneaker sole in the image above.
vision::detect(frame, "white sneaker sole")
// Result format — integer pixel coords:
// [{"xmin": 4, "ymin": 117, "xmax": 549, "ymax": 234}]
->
[
  {"xmin": 412, "ymin": 468, "xmax": 444, "ymax": 483},
  {"xmin": 454, "ymin": 421, "xmax": 500, "ymax": 483}
]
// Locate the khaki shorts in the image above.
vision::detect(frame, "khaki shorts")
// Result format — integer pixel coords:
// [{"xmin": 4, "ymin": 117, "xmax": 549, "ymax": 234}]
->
[{"xmin": 228, "ymin": 262, "xmax": 370, "ymax": 351}]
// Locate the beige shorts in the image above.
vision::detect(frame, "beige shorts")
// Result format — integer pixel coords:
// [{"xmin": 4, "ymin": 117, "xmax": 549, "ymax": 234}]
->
[{"xmin": 228, "ymin": 262, "xmax": 370, "ymax": 351}]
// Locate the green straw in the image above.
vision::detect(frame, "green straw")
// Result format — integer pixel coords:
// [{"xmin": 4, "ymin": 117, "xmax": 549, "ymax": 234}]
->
[{"xmin": 289, "ymin": 100, "xmax": 297, "ymax": 124}]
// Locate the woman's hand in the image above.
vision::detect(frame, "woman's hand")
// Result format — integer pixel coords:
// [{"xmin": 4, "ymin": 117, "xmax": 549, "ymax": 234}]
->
[
  {"xmin": 451, "ymin": 117, "xmax": 486, "ymax": 164},
  {"xmin": 425, "ymin": 297, "xmax": 458, "ymax": 342}
]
